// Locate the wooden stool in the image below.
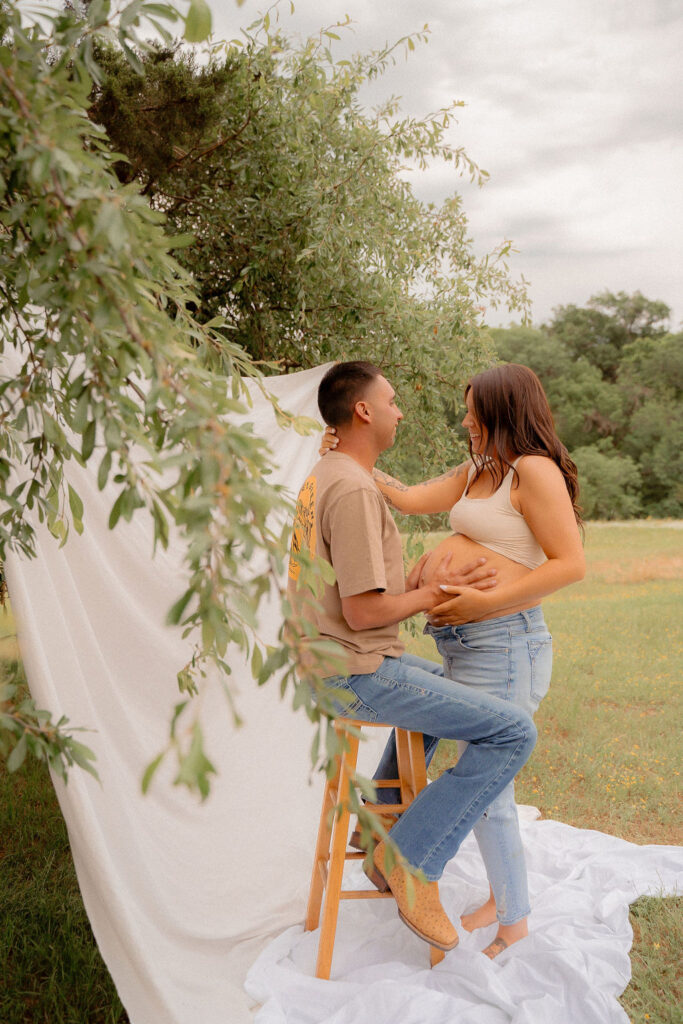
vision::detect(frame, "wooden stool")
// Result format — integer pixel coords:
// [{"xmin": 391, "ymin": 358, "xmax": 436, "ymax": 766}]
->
[{"xmin": 305, "ymin": 718, "xmax": 445, "ymax": 978}]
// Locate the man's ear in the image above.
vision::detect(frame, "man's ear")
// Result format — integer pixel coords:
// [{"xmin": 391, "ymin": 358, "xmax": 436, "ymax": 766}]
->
[{"xmin": 354, "ymin": 400, "xmax": 371, "ymax": 424}]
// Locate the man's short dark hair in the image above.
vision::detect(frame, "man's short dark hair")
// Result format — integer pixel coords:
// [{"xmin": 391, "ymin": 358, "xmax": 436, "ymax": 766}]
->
[{"xmin": 318, "ymin": 361, "xmax": 384, "ymax": 427}]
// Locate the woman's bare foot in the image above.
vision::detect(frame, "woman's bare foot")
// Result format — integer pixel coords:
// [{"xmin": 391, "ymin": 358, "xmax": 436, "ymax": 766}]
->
[
  {"xmin": 461, "ymin": 891, "xmax": 497, "ymax": 932},
  {"xmin": 482, "ymin": 918, "xmax": 528, "ymax": 959}
]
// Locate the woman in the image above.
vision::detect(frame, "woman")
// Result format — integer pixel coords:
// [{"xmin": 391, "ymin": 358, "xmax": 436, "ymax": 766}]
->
[{"xmin": 322, "ymin": 363, "xmax": 585, "ymax": 957}]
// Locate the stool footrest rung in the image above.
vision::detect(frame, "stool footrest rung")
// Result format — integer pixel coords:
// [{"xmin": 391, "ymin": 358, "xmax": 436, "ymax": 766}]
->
[
  {"xmin": 340, "ymin": 889, "xmax": 394, "ymax": 900},
  {"xmin": 363, "ymin": 802, "xmax": 406, "ymax": 814}
]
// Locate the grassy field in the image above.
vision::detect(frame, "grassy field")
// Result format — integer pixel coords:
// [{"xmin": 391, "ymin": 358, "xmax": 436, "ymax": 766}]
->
[{"xmin": 1, "ymin": 523, "xmax": 681, "ymax": 1023}]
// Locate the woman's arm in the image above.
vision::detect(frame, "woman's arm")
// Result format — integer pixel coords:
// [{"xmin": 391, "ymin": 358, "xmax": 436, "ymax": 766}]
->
[
  {"xmin": 429, "ymin": 455, "xmax": 585, "ymax": 624},
  {"xmin": 373, "ymin": 463, "xmax": 471, "ymax": 515},
  {"xmin": 318, "ymin": 425, "xmax": 470, "ymax": 514}
]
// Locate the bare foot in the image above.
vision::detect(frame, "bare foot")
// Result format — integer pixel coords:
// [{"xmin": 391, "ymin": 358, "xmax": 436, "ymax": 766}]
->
[
  {"xmin": 482, "ymin": 919, "xmax": 528, "ymax": 959},
  {"xmin": 461, "ymin": 894, "xmax": 497, "ymax": 932}
]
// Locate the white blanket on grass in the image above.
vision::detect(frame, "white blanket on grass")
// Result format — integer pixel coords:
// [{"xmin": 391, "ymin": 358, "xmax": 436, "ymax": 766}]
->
[
  {"xmin": 249, "ymin": 815, "xmax": 683, "ymax": 1024},
  {"xmin": 4, "ymin": 360, "xmax": 682, "ymax": 1024}
]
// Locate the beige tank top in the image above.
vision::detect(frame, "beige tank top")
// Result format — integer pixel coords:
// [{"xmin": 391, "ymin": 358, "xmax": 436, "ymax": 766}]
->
[{"xmin": 449, "ymin": 460, "xmax": 547, "ymax": 570}]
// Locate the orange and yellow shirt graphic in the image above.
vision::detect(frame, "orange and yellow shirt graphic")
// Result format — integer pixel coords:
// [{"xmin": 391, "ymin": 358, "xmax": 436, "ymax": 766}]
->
[{"xmin": 288, "ymin": 476, "xmax": 316, "ymax": 581}]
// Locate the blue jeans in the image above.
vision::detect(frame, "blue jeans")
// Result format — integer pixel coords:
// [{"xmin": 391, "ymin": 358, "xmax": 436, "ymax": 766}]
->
[
  {"xmin": 427, "ymin": 606, "xmax": 552, "ymax": 924},
  {"xmin": 323, "ymin": 651, "xmax": 537, "ymax": 881}
]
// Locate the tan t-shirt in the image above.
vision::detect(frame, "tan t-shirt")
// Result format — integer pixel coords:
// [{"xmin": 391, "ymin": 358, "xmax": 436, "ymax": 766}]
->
[{"xmin": 288, "ymin": 451, "xmax": 405, "ymax": 675}]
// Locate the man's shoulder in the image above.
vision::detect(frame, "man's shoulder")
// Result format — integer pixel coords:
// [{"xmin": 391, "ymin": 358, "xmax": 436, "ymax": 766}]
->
[{"xmin": 311, "ymin": 452, "xmax": 378, "ymax": 495}]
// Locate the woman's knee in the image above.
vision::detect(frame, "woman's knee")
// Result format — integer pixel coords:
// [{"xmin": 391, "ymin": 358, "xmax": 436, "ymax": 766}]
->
[{"xmin": 478, "ymin": 789, "xmax": 519, "ymax": 826}]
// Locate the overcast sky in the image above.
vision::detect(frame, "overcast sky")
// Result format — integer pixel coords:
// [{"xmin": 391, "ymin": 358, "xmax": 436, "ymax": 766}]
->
[{"xmin": 205, "ymin": 0, "xmax": 682, "ymax": 329}]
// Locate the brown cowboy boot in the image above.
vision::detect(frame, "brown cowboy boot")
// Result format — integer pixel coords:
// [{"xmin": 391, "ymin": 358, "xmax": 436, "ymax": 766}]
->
[
  {"xmin": 348, "ymin": 811, "xmax": 397, "ymax": 852},
  {"xmin": 365, "ymin": 841, "xmax": 459, "ymax": 951}
]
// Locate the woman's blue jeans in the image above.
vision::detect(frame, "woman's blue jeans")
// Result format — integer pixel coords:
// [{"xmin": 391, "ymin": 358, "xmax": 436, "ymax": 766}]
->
[
  {"xmin": 427, "ymin": 606, "xmax": 552, "ymax": 924},
  {"xmin": 323, "ymin": 651, "xmax": 536, "ymax": 881}
]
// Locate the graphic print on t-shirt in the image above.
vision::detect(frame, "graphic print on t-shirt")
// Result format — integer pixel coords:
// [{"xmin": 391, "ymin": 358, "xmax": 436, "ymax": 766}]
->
[{"xmin": 288, "ymin": 475, "xmax": 316, "ymax": 581}]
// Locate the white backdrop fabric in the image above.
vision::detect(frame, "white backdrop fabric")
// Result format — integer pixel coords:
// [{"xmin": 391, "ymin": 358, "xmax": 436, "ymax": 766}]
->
[{"xmin": 5, "ymin": 361, "xmax": 682, "ymax": 1024}]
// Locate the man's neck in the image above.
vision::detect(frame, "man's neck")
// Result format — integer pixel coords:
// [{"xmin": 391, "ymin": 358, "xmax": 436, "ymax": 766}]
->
[{"xmin": 331, "ymin": 436, "xmax": 378, "ymax": 475}]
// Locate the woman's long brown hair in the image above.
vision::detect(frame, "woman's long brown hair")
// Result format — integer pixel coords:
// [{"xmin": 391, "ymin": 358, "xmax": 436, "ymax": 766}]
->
[{"xmin": 466, "ymin": 363, "xmax": 583, "ymax": 527}]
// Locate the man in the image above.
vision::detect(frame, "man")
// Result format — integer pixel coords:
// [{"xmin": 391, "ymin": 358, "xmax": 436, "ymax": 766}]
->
[{"xmin": 288, "ymin": 361, "xmax": 536, "ymax": 951}]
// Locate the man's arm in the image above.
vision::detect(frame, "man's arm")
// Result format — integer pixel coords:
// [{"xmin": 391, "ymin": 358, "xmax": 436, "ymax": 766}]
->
[
  {"xmin": 342, "ymin": 556, "xmax": 498, "ymax": 631},
  {"xmin": 342, "ymin": 581, "xmax": 445, "ymax": 631}
]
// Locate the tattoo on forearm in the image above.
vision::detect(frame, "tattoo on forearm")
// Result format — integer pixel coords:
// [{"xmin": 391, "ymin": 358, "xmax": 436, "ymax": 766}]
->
[
  {"xmin": 414, "ymin": 465, "xmax": 464, "ymax": 488},
  {"xmin": 373, "ymin": 463, "xmax": 466, "ymax": 508},
  {"xmin": 373, "ymin": 469, "xmax": 409, "ymax": 492}
]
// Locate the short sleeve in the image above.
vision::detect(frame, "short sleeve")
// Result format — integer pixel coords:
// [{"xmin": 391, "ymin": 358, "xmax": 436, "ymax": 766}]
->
[{"xmin": 324, "ymin": 487, "xmax": 388, "ymax": 598}]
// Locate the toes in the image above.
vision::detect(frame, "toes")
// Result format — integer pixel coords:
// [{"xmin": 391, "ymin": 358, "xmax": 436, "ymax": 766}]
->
[{"xmin": 482, "ymin": 937, "xmax": 509, "ymax": 959}]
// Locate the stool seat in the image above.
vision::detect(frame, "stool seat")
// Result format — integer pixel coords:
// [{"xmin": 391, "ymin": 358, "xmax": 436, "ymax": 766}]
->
[{"xmin": 305, "ymin": 718, "xmax": 445, "ymax": 978}]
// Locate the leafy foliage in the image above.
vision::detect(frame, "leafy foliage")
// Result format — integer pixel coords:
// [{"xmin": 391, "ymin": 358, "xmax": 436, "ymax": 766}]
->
[
  {"xmin": 0, "ymin": 660, "xmax": 98, "ymax": 782},
  {"xmin": 571, "ymin": 444, "xmax": 642, "ymax": 520},
  {"xmin": 0, "ymin": 1, "xmax": 527, "ymax": 790},
  {"xmin": 86, "ymin": 23, "xmax": 528, "ymax": 477},
  {"xmin": 492, "ymin": 292, "xmax": 681, "ymax": 518},
  {"xmin": 0, "ymin": 0, "xmax": 319, "ymax": 790}
]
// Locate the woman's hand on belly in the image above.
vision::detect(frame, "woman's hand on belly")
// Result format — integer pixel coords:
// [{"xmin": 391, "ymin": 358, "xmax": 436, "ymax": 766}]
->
[{"xmin": 428, "ymin": 585, "xmax": 495, "ymax": 626}]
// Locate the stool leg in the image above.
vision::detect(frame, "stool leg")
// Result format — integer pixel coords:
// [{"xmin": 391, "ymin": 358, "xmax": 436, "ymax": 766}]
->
[
  {"xmin": 305, "ymin": 763, "xmax": 339, "ymax": 933},
  {"xmin": 395, "ymin": 728, "xmax": 415, "ymax": 805},
  {"xmin": 315, "ymin": 727, "xmax": 360, "ymax": 979},
  {"xmin": 407, "ymin": 729, "xmax": 428, "ymax": 793}
]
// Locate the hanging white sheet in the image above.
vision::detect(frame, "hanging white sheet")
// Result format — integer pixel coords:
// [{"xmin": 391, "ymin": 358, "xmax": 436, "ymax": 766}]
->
[
  {"xmin": 5, "ymin": 362, "xmax": 346, "ymax": 1024},
  {"xmin": 5, "ymin": 359, "xmax": 682, "ymax": 1024}
]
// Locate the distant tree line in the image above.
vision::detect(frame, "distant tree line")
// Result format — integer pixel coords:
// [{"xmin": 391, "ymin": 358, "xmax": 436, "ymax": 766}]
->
[{"xmin": 491, "ymin": 292, "xmax": 682, "ymax": 519}]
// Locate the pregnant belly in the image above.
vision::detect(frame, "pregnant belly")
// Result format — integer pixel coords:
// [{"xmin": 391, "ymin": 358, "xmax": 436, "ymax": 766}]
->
[{"xmin": 421, "ymin": 534, "xmax": 531, "ymax": 617}]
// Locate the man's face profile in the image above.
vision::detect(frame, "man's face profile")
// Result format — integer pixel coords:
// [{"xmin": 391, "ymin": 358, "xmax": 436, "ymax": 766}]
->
[{"xmin": 360, "ymin": 375, "xmax": 403, "ymax": 451}]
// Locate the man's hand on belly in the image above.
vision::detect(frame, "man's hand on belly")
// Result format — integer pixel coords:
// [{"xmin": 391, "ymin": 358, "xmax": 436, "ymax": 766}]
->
[{"xmin": 417, "ymin": 552, "xmax": 498, "ymax": 592}]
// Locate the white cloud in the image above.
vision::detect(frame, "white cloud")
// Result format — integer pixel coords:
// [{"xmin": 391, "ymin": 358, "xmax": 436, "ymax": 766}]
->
[{"xmin": 206, "ymin": 0, "xmax": 683, "ymax": 326}]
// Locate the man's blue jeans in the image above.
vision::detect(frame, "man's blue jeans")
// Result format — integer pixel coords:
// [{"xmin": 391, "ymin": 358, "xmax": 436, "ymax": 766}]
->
[{"xmin": 324, "ymin": 651, "xmax": 537, "ymax": 880}]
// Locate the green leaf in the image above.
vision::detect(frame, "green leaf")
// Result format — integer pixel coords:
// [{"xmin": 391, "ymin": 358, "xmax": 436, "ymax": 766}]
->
[
  {"xmin": 174, "ymin": 721, "xmax": 216, "ymax": 799},
  {"xmin": 81, "ymin": 421, "xmax": 96, "ymax": 461},
  {"xmin": 166, "ymin": 588, "xmax": 195, "ymax": 626},
  {"xmin": 68, "ymin": 739, "xmax": 100, "ymax": 781},
  {"xmin": 68, "ymin": 484, "xmax": 84, "ymax": 522},
  {"xmin": 97, "ymin": 450, "xmax": 112, "ymax": 490},
  {"xmin": 184, "ymin": 0, "xmax": 212, "ymax": 42},
  {"xmin": 167, "ymin": 232, "xmax": 195, "ymax": 249},
  {"xmin": 7, "ymin": 733, "xmax": 28, "ymax": 772},
  {"xmin": 108, "ymin": 490, "xmax": 126, "ymax": 530},
  {"xmin": 251, "ymin": 644, "xmax": 263, "ymax": 679},
  {"xmin": 72, "ymin": 389, "xmax": 90, "ymax": 433},
  {"xmin": 141, "ymin": 751, "xmax": 165, "ymax": 793}
]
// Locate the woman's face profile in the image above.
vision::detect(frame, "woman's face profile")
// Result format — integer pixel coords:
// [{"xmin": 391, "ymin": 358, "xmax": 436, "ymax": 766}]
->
[{"xmin": 462, "ymin": 389, "xmax": 487, "ymax": 454}]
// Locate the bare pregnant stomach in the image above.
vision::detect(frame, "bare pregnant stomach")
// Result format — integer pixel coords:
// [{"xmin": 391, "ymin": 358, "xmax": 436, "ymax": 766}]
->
[{"xmin": 420, "ymin": 533, "xmax": 533, "ymax": 621}]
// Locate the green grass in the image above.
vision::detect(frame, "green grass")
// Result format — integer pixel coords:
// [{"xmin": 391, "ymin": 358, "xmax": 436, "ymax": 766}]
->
[
  {"xmin": 1, "ymin": 523, "xmax": 681, "ymax": 1021},
  {"xmin": 0, "ymin": 673, "xmax": 128, "ymax": 1024}
]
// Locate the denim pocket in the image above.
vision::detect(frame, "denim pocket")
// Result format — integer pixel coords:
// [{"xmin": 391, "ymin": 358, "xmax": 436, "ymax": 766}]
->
[
  {"xmin": 528, "ymin": 636, "xmax": 553, "ymax": 704},
  {"xmin": 456, "ymin": 634, "xmax": 510, "ymax": 655},
  {"xmin": 323, "ymin": 676, "xmax": 378, "ymax": 721}
]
